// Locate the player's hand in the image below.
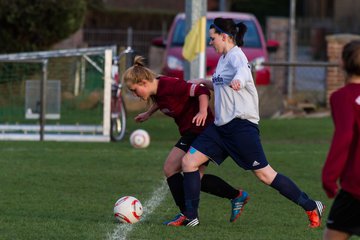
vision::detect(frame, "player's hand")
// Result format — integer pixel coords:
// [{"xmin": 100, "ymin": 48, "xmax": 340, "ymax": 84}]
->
[
  {"xmin": 322, "ymin": 181, "xmax": 338, "ymax": 199},
  {"xmin": 192, "ymin": 111, "xmax": 207, "ymax": 126},
  {"xmin": 134, "ymin": 112, "xmax": 150, "ymax": 122},
  {"xmin": 229, "ymin": 79, "xmax": 241, "ymax": 91}
]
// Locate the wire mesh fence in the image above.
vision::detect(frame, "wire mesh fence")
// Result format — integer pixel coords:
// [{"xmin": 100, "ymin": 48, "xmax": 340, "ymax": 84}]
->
[
  {"xmin": 259, "ymin": 61, "xmax": 340, "ymax": 108},
  {"xmin": 0, "ymin": 47, "xmax": 114, "ymax": 141},
  {"xmin": 83, "ymin": 28, "xmax": 163, "ymax": 59}
]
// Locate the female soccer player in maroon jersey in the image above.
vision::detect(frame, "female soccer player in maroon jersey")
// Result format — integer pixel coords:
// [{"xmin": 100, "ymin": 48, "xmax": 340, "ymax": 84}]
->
[
  {"xmin": 122, "ymin": 56, "xmax": 249, "ymax": 225},
  {"xmin": 322, "ymin": 40, "xmax": 360, "ymax": 240}
]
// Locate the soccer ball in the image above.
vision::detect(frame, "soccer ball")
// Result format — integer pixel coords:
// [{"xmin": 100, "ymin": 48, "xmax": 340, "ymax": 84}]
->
[
  {"xmin": 114, "ymin": 196, "xmax": 143, "ymax": 224},
  {"xmin": 129, "ymin": 129, "xmax": 150, "ymax": 148}
]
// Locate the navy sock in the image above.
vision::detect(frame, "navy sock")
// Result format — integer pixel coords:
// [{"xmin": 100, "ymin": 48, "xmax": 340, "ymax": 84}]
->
[
  {"xmin": 166, "ymin": 173, "xmax": 185, "ymax": 213},
  {"xmin": 270, "ymin": 173, "xmax": 316, "ymax": 211},
  {"xmin": 183, "ymin": 170, "xmax": 201, "ymax": 219},
  {"xmin": 201, "ymin": 174, "xmax": 239, "ymax": 199}
]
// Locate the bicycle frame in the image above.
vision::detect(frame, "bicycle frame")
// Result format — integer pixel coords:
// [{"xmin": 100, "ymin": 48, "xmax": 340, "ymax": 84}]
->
[{"xmin": 110, "ymin": 47, "xmax": 134, "ymax": 141}]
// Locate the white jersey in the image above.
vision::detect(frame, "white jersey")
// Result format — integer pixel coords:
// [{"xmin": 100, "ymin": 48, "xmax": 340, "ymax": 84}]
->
[{"xmin": 212, "ymin": 46, "xmax": 259, "ymax": 126}]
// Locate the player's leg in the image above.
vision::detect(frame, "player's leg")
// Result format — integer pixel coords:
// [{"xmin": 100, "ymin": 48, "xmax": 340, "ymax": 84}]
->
[
  {"xmin": 199, "ymin": 165, "xmax": 249, "ymax": 222},
  {"xmin": 323, "ymin": 228, "xmax": 350, "ymax": 240},
  {"xmin": 180, "ymin": 124, "xmax": 229, "ymax": 226},
  {"xmin": 180, "ymin": 147, "xmax": 209, "ymax": 226},
  {"xmin": 199, "ymin": 165, "xmax": 239, "ymax": 200},
  {"xmin": 164, "ymin": 131, "xmax": 241, "ymax": 225},
  {"xmin": 164, "ymin": 133, "xmax": 200, "ymax": 221},
  {"xmin": 253, "ymin": 165, "xmax": 324, "ymax": 228},
  {"xmin": 163, "ymin": 146, "xmax": 185, "ymax": 216},
  {"xmin": 223, "ymin": 119, "xmax": 324, "ymax": 228}
]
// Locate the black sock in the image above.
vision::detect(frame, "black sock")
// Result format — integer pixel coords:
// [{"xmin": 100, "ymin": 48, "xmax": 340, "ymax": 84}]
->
[
  {"xmin": 201, "ymin": 174, "xmax": 239, "ymax": 199},
  {"xmin": 270, "ymin": 173, "xmax": 316, "ymax": 211},
  {"xmin": 167, "ymin": 173, "xmax": 185, "ymax": 213},
  {"xmin": 183, "ymin": 170, "xmax": 201, "ymax": 219}
]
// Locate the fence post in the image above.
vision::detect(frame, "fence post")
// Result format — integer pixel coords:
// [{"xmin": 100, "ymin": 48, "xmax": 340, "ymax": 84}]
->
[
  {"xmin": 287, "ymin": 0, "xmax": 297, "ymax": 100},
  {"xmin": 184, "ymin": 0, "xmax": 207, "ymax": 81},
  {"xmin": 40, "ymin": 59, "xmax": 48, "ymax": 141}
]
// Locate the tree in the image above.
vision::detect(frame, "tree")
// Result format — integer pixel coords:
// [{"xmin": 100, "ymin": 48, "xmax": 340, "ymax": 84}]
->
[{"xmin": 0, "ymin": 0, "xmax": 87, "ymax": 53}]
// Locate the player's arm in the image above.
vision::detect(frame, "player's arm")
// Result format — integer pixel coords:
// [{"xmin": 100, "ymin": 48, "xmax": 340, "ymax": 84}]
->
[
  {"xmin": 192, "ymin": 94, "xmax": 209, "ymax": 127},
  {"xmin": 322, "ymin": 92, "xmax": 355, "ymax": 198},
  {"xmin": 229, "ymin": 55, "xmax": 251, "ymax": 91},
  {"xmin": 134, "ymin": 102, "xmax": 159, "ymax": 122}
]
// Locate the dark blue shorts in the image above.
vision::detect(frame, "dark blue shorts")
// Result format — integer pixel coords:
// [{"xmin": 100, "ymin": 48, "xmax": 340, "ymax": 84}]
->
[
  {"xmin": 191, "ymin": 118, "xmax": 268, "ymax": 170},
  {"xmin": 175, "ymin": 132, "xmax": 210, "ymax": 166}
]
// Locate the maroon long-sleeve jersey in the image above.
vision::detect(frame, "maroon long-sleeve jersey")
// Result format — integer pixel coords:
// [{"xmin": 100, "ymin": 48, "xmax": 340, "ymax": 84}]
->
[
  {"xmin": 154, "ymin": 76, "xmax": 214, "ymax": 136},
  {"xmin": 322, "ymin": 83, "xmax": 360, "ymax": 200}
]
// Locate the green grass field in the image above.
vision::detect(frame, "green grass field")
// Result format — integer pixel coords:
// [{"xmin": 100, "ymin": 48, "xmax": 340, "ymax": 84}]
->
[{"xmin": 1, "ymin": 114, "xmax": 359, "ymax": 240}]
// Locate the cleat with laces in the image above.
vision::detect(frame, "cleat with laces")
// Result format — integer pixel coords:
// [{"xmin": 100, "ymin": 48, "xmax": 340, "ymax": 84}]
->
[
  {"xmin": 230, "ymin": 190, "xmax": 249, "ymax": 222},
  {"xmin": 163, "ymin": 213, "xmax": 184, "ymax": 226},
  {"xmin": 306, "ymin": 200, "xmax": 325, "ymax": 228},
  {"xmin": 165, "ymin": 214, "xmax": 199, "ymax": 227}
]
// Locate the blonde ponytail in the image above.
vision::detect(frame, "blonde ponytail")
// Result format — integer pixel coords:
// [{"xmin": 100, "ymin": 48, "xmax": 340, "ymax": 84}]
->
[{"xmin": 122, "ymin": 55, "xmax": 156, "ymax": 85}]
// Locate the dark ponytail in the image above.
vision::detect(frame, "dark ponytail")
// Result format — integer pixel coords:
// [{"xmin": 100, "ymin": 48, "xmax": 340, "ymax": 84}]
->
[
  {"xmin": 235, "ymin": 22, "xmax": 247, "ymax": 47},
  {"xmin": 210, "ymin": 18, "xmax": 247, "ymax": 47}
]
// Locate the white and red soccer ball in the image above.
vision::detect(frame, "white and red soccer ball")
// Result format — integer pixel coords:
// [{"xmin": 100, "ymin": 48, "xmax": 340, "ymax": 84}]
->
[
  {"xmin": 114, "ymin": 196, "xmax": 143, "ymax": 224},
  {"xmin": 129, "ymin": 129, "xmax": 150, "ymax": 148}
]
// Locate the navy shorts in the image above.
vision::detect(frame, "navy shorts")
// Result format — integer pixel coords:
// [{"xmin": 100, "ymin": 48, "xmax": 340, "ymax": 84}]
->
[
  {"xmin": 191, "ymin": 118, "xmax": 268, "ymax": 170},
  {"xmin": 326, "ymin": 190, "xmax": 360, "ymax": 236},
  {"xmin": 175, "ymin": 132, "xmax": 210, "ymax": 166}
]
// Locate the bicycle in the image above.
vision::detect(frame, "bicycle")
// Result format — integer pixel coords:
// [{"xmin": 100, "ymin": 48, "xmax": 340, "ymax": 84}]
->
[{"xmin": 110, "ymin": 47, "xmax": 134, "ymax": 141}]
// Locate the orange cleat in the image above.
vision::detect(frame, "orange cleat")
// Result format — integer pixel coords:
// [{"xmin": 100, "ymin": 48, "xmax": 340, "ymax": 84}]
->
[{"xmin": 306, "ymin": 201, "xmax": 325, "ymax": 228}]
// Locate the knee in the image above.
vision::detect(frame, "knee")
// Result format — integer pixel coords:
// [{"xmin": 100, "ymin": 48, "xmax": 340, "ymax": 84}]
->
[
  {"xmin": 254, "ymin": 168, "xmax": 277, "ymax": 185},
  {"xmin": 163, "ymin": 161, "xmax": 178, "ymax": 178},
  {"xmin": 182, "ymin": 154, "xmax": 197, "ymax": 172}
]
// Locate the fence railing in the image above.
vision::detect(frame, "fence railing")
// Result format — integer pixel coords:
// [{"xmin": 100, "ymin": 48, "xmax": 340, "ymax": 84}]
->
[
  {"xmin": 252, "ymin": 60, "xmax": 340, "ymax": 107},
  {"xmin": 0, "ymin": 46, "xmax": 115, "ymax": 142},
  {"xmin": 83, "ymin": 28, "xmax": 163, "ymax": 59}
]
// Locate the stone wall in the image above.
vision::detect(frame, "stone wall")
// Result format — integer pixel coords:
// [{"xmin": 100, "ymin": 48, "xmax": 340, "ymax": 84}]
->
[{"xmin": 326, "ymin": 34, "xmax": 360, "ymax": 106}]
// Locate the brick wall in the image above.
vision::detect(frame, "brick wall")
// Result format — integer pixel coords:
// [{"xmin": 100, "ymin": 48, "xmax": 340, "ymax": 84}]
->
[
  {"xmin": 266, "ymin": 17, "xmax": 289, "ymax": 93},
  {"xmin": 326, "ymin": 34, "xmax": 360, "ymax": 106}
]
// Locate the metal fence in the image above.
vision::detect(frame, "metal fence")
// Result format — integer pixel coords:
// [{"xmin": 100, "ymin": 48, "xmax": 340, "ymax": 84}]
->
[
  {"xmin": 257, "ymin": 60, "xmax": 340, "ymax": 107},
  {"xmin": 0, "ymin": 46, "xmax": 115, "ymax": 142},
  {"xmin": 83, "ymin": 28, "xmax": 163, "ymax": 59},
  {"xmin": 83, "ymin": 28, "xmax": 342, "ymax": 112}
]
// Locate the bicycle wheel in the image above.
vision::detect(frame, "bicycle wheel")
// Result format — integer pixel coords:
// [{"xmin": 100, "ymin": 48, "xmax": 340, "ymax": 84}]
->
[{"xmin": 110, "ymin": 96, "xmax": 127, "ymax": 141}]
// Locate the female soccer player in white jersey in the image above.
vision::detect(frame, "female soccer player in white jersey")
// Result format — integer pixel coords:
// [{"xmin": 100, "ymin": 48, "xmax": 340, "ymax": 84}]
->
[{"xmin": 176, "ymin": 17, "xmax": 324, "ymax": 228}]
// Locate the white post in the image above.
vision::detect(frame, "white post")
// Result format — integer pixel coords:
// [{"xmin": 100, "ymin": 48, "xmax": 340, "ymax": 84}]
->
[
  {"xmin": 103, "ymin": 49, "xmax": 112, "ymax": 139},
  {"xmin": 74, "ymin": 60, "xmax": 80, "ymax": 96},
  {"xmin": 184, "ymin": 0, "xmax": 207, "ymax": 80},
  {"xmin": 199, "ymin": 16, "xmax": 206, "ymax": 79},
  {"xmin": 287, "ymin": 0, "xmax": 296, "ymax": 100}
]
